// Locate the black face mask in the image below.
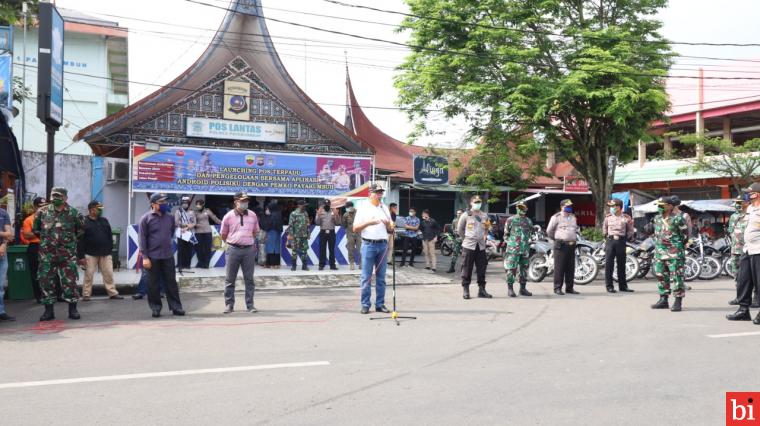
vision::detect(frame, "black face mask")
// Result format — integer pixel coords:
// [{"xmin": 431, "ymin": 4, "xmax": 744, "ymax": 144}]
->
[{"xmin": 323, "ymin": 205, "xmax": 330, "ymax": 212}]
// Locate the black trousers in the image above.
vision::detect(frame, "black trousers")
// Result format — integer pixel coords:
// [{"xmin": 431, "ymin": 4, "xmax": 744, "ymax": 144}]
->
[
  {"xmin": 177, "ymin": 238, "xmax": 194, "ymax": 269},
  {"xmin": 319, "ymin": 230, "xmax": 336, "ymax": 268},
  {"xmin": 461, "ymin": 246, "xmax": 487, "ymax": 287},
  {"xmin": 605, "ymin": 237, "xmax": 628, "ymax": 290},
  {"xmin": 736, "ymin": 253, "xmax": 760, "ymax": 307},
  {"xmin": 147, "ymin": 257, "xmax": 183, "ymax": 313},
  {"xmin": 401, "ymin": 236, "xmax": 416, "ymax": 265},
  {"xmin": 553, "ymin": 242, "xmax": 576, "ymax": 291},
  {"xmin": 27, "ymin": 243, "xmax": 43, "ymax": 301},
  {"xmin": 195, "ymin": 233, "xmax": 212, "ymax": 269}
]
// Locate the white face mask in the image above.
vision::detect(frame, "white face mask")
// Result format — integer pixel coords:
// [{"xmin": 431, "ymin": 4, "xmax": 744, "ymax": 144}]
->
[{"xmin": 472, "ymin": 203, "xmax": 482, "ymax": 211}]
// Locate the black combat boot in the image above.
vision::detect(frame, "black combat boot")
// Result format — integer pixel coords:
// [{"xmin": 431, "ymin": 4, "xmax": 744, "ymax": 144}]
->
[
  {"xmin": 68, "ymin": 303, "xmax": 81, "ymax": 320},
  {"xmin": 291, "ymin": 257, "xmax": 297, "ymax": 271},
  {"xmin": 519, "ymin": 283, "xmax": 533, "ymax": 297},
  {"xmin": 463, "ymin": 286, "xmax": 470, "ymax": 300},
  {"xmin": 446, "ymin": 265, "xmax": 456, "ymax": 273},
  {"xmin": 39, "ymin": 304, "xmax": 55, "ymax": 322},
  {"xmin": 726, "ymin": 306, "xmax": 751, "ymax": 321},
  {"xmin": 670, "ymin": 297, "xmax": 683, "ymax": 312},
  {"xmin": 301, "ymin": 258, "xmax": 309, "ymax": 271},
  {"xmin": 650, "ymin": 295, "xmax": 669, "ymax": 309},
  {"xmin": 507, "ymin": 283, "xmax": 517, "ymax": 298},
  {"xmin": 477, "ymin": 285, "xmax": 493, "ymax": 299}
]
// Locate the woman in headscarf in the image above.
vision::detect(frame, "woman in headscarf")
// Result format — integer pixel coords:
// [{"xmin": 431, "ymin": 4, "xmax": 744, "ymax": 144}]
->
[{"xmin": 261, "ymin": 201, "xmax": 284, "ymax": 268}]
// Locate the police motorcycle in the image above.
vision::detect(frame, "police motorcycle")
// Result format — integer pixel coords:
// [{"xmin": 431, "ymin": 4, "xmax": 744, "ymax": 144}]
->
[
  {"xmin": 577, "ymin": 233, "xmax": 640, "ymax": 283},
  {"xmin": 439, "ymin": 226, "xmax": 457, "ymax": 257},
  {"xmin": 637, "ymin": 220, "xmax": 702, "ymax": 282},
  {"xmin": 524, "ymin": 226, "xmax": 598, "ymax": 285}
]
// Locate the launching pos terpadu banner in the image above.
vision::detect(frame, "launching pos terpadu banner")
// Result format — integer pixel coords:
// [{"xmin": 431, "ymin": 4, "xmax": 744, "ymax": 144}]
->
[{"xmin": 131, "ymin": 145, "xmax": 372, "ymax": 198}]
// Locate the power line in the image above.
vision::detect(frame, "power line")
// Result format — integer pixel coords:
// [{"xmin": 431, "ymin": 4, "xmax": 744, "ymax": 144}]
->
[
  {"xmin": 180, "ymin": 0, "xmax": 760, "ymax": 82},
  {"xmin": 323, "ymin": 0, "xmax": 760, "ymax": 48}
]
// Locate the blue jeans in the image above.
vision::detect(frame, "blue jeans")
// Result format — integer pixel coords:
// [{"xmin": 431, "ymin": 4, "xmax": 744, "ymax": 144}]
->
[
  {"xmin": 360, "ymin": 240, "xmax": 388, "ymax": 308},
  {"xmin": 0, "ymin": 254, "xmax": 7, "ymax": 314}
]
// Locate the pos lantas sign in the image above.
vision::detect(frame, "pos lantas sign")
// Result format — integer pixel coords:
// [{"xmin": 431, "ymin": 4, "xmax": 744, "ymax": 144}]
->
[
  {"xmin": 36, "ymin": 3, "xmax": 64, "ymax": 127},
  {"xmin": 413, "ymin": 155, "xmax": 449, "ymax": 185}
]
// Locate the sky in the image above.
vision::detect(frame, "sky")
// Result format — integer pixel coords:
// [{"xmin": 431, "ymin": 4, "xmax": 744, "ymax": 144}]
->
[{"xmin": 52, "ymin": 0, "xmax": 760, "ymax": 145}]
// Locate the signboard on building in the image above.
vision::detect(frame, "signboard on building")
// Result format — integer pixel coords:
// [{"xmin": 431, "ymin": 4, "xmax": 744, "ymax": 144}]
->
[
  {"xmin": 131, "ymin": 145, "xmax": 372, "ymax": 198},
  {"xmin": 0, "ymin": 54, "xmax": 11, "ymax": 110},
  {"xmin": 36, "ymin": 3, "xmax": 64, "ymax": 126},
  {"xmin": 0, "ymin": 26, "xmax": 11, "ymax": 52},
  {"xmin": 413, "ymin": 155, "xmax": 449, "ymax": 185},
  {"xmin": 563, "ymin": 175, "xmax": 589, "ymax": 192},
  {"xmin": 574, "ymin": 201, "xmax": 596, "ymax": 226},
  {"xmin": 186, "ymin": 117, "xmax": 287, "ymax": 143},
  {"xmin": 223, "ymin": 80, "xmax": 250, "ymax": 121}
]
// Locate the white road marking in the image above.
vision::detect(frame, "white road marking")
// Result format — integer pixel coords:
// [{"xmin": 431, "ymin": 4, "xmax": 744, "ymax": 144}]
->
[
  {"xmin": 707, "ymin": 331, "xmax": 760, "ymax": 338},
  {"xmin": 0, "ymin": 361, "xmax": 330, "ymax": 390}
]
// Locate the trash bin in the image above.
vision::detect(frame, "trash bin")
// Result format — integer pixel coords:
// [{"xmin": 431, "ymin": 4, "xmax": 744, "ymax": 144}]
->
[
  {"xmin": 6, "ymin": 245, "xmax": 34, "ymax": 300},
  {"xmin": 111, "ymin": 229, "xmax": 122, "ymax": 271}
]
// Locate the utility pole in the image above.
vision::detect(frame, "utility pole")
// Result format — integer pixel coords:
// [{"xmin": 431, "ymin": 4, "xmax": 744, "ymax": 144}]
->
[{"xmin": 21, "ymin": 1, "xmax": 27, "ymax": 153}]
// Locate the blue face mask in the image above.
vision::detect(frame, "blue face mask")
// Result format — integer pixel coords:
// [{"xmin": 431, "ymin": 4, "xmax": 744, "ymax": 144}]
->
[
  {"xmin": 610, "ymin": 207, "xmax": 618, "ymax": 215},
  {"xmin": 563, "ymin": 206, "xmax": 573, "ymax": 213},
  {"xmin": 158, "ymin": 203, "xmax": 170, "ymax": 214},
  {"xmin": 744, "ymin": 193, "xmax": 752, "ymax": 202}
]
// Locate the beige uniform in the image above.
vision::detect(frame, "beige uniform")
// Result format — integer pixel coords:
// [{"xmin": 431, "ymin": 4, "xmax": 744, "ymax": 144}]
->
[
  {"xmin": 602, "ymin": 214, "xmax": 634, "ymax": 239},
  {"xmin": 546, "ymin": 213, "xmax": 578, "ymax": 242},
  {"xmin": 457, "ymin": 210, "xmax": 489, "ymax": 250}
]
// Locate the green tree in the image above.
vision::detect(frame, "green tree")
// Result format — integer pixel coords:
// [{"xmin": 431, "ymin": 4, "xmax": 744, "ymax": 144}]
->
[
  {"xmin": 395, "ymin": 0, "xmax": 673, "ymax": 226},
  {"xmin": 0, "ymin": 0, "xmax": 38, "ymax": 26},
  {"xmin": 677, "ymin": 135, "xmax": 760, "ymax": 193}
]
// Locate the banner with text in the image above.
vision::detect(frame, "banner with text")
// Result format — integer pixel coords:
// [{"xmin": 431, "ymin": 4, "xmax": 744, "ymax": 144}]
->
[{"xmin": 132, "ymin": 145, "xmax": 372, "ymax": 198}]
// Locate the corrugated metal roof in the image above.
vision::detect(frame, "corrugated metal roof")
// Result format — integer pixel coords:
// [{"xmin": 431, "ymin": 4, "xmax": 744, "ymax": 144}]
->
[{"xmin": 614, "ymin": 159, "xmax": 722, "ymax": 184}]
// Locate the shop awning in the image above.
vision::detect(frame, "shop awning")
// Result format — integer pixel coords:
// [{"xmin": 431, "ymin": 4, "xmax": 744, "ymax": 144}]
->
[{"xmin": 522, "ymin": 188, "xmax": 593, "ymax": 195}]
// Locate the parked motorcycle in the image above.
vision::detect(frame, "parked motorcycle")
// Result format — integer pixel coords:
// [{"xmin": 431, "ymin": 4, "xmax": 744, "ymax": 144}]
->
[
  {"xmin": 439, "ymin": 231, "xmax": 456, "ymax": 257},
  {"xmin": 586, "ymin": 239, "xmax": 641, "ymax": 283},
  {"xmin": 688, "ymin": 234, "xmax": 722, "ymax": 280},
  {"xmin": 526, "ymin": 228, "xmax": 598, "ymax": 285}
]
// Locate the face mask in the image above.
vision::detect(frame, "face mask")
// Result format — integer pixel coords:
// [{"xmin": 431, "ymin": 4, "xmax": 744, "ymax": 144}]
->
[
  {"xmin": 472, "ymin": 203, "xmax": 482, "ymax": 211},
  {"xmin": 182, "ymin": 203, "xmax": 189, "ymax": 210},
  {"xmin": 518, "ymin": 209, "xmax": 527, "ymax": 216},
  {"xmin": 323, "ymin": 205, "xmax": 330, "ymax": 212},
  {"xmin": 657, "ymin": 206, "xmax": 665, "ymax": 214},
  {"xmin": 348, "ymin": 207, "xmax": 355, "ymax": 213},
  {"xmin": 52, "ymin": 199, "xmax": 64, "ymax": 207},
  {"xmin": 158, "ymin": 204, "xmax": 170, "ymax": 214},
  {"xmin": 265, "ymin": 211, "xmax": 271, "ymax": 216},
  {"xmin": 238, "ymin": 202, "xmax": 249, "ymax": 211},
  {"xmin": 735, "ymin": 205, "xmax": 743, "ymax": 212},
  {"xmin": 97, "ymin": 209, "xmax": 103, "ymax": 218},
  {"xmin": 610, "ymin": 207, "xmax": 618, "ymax": 215},
  {"xmin": 409, "ymin": 212, "xmax": 416, "ymax": 217},
  {"xmin": 563, "ymin": 206, "xmax": 573, "ymax": 213},
  {"xmin": 195, "ymin": 205, "xmax": 203, "ymax": 211}
]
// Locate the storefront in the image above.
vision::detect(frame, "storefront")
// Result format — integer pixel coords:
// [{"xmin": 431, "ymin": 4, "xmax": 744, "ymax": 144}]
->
[{"xmin": 74, "ymin": 0, "xmax": 376, "ymax": 267}]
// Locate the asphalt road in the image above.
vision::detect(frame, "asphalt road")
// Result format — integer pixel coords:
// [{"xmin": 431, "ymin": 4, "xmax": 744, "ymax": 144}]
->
[{"xmin": 1, "ymin": 272, "xmax": 758, "ymax": 425}]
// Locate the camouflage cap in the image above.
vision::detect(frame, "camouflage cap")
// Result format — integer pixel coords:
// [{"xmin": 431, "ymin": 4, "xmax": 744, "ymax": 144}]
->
[
  {"xmin": 607, "ymin": 199, "xmax": 623, "ymax": 207},
  {"xmin": 515, "ymin": 201, "xmax": 527, "ymax": 209},
  {"xmin": 734, "ymin": 196, "xmax": 745, "ymax": 204},
  {"xmin": 560, "ymin": 199, "xmax": 573, "ymax": 207},
  {"xmin": 50, "ymin": 187, "xmax": 68, "ymax": 197}
]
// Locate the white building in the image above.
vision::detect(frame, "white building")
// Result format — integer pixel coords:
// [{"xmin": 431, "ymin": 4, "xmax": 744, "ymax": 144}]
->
[{"xmin": 10, "ymin": 8, "xmax": 128, "ymax": 209}]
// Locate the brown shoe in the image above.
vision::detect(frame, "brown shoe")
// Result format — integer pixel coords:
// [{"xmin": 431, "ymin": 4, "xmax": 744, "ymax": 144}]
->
[{"xmin": 109, "ymin": 295, "xmax": 124, "ymax": 300}]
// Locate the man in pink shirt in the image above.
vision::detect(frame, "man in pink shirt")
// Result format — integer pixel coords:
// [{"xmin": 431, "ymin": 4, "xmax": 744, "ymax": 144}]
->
[{"xmin": 220, "ymin": 192, "xmax": 260, "ymax": 313}]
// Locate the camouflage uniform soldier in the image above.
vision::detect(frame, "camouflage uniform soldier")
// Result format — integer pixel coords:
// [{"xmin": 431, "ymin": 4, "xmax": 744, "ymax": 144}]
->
[
  {"xmin": 33, "ymin": 187, "xmax": 85, "ymax": 321},
  {"xmin": 288, "ymin": 200, "xmax": 310, "ymax": 271},
  {"xmin": 446, "ymin": 209, "xmax": 464, "ymax": 273},
  {"xmin": 504, "ymin": 201, "xmax": 533, "ymax": 298},
  {"xmin": 651, "ymin": 195, "xmax": 688, "ymax": 312}
]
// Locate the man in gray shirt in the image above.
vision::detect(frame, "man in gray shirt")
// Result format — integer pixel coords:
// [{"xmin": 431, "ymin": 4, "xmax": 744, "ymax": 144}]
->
[
  {"xmin": 316, "ymin": 199, "xmax": 340, "ymax": 270},
  {"xmin": 727, "ymin": 183, "xmax": 760, "ymax": 324},
  {"xmin": 457, "ymin": 195, "xmax": 492, "ymax": 300}
]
